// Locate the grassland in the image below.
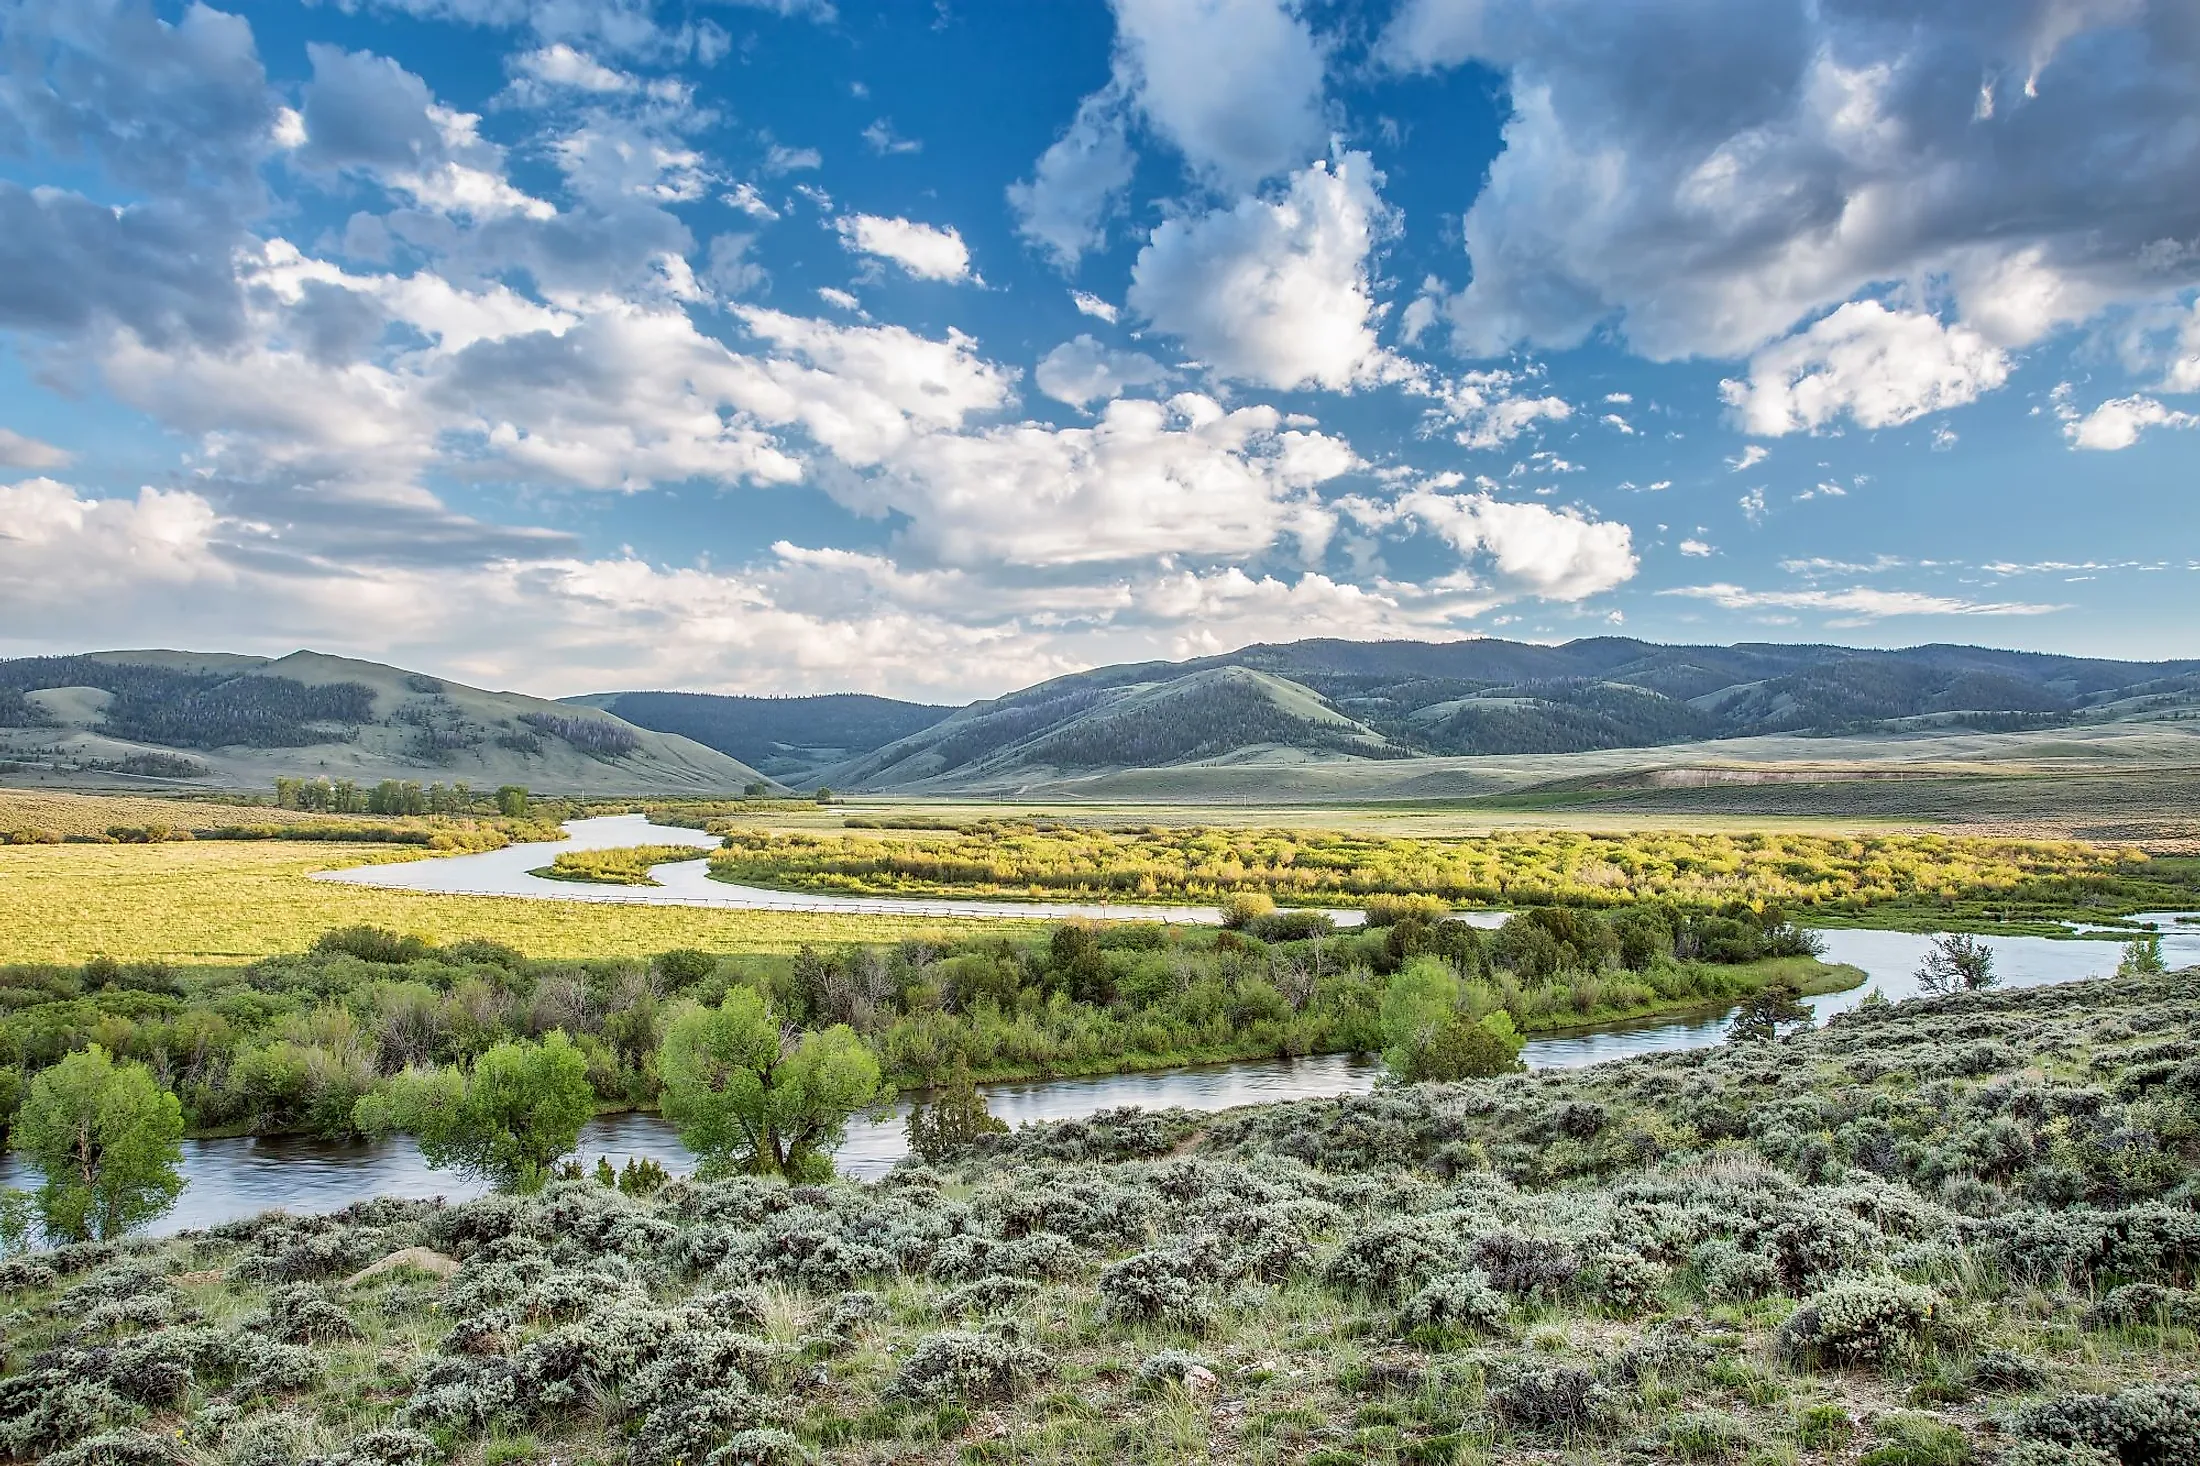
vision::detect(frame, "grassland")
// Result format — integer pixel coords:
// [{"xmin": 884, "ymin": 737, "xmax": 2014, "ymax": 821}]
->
[
  {"xmin": 0, "ymin": 789, "xmax": 336, "ymax": 839},
  {"xmin": 5, "ymin": 970, "xmax": 2194, "ymax": 1466},
  {"xmin": 0, "ymin": 841, "xmax": 1020, "ymax": 964}
]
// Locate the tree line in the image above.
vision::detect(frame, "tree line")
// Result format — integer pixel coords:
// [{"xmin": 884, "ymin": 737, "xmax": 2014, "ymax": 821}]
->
[
  {"xmin": 274, "ymin": 778, "xmax": 532, "ymax": 818},
  {"xmin": 0, "ymin": 900, "xmax": 1842, "ymax": 1243}
]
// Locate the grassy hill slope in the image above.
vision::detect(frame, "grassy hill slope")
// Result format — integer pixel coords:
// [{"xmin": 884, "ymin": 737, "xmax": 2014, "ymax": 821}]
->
[
  {"xmin": 812, "ymin": 638, "xmax": 2200, "ymax": 792},
  {"xmin": 0, "ymin": 649, "xmax": 767, "ymax": 795},
  {"xmin": 566, "ymin": 689, "xmax": 953, "ymax": 782}
]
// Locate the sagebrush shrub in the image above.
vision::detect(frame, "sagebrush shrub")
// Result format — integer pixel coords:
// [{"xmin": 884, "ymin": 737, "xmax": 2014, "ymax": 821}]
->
[
  {"xmin": 1136, "ymin": 1349, "xmax": 1215, "ymax": 1392},
  {"xmin": 0, "ymin": 1370, "xmax": 137, "ymax": 1457},
  {"xmin": 1776, "ymin": 1277, "xmax": 1938, "ymax": 1365},
  {"xmin": 940, "ymin": 1273, "xmax": 1037, "ymax": 1316},
  {"xmin": 1471, "ymin": 1231, "xmax": 1580, "ymax": 1299},
  {"xmin": 2086, "ymin": 1283, "xmax": 2198, "ymax": 1330},
  {"xmin": 1098, "ymin": 1244, "xmax": 1223, "ymax": 1329},
  {"xmin": 1399, "ymin": 1269, "xmax": 1508, "ymax": 1336},
  {"xmin": 1690, "ymin": 1239, "xmax": 1778, "ymax": 1301},
  {"xmin": 301, "ymin": 1427, "xmax": 439, "ymax": 1466},
  {"xmin": 1325, "ymin": 1216, "xmax": 1459, "ymax": 1299},
  {"xmin": 712, "ymin": 1428, "xmax": 815, "ymax": 1466},
  {"xmin": 1487, "ymin": 1358, "xmax": 1614, "ymax": 1436},
  {"xmin": 2008, "ymin": 1381, "xmax": 2200, "ymax": 1466},
  {"xmin": 261, "ymin": 1285, "xmax": 362, "ymax": 1344},
  {"xmin": 40, "ymin": 1429, "xmax": 189, "ymax": 1466},
  {"xmin": 628, "ymin": 1386, "xmax": 760, "ymax": 1466},
  {"xmin": 891, "ymin": 1329, "xmax": 1044, "ymax": 1404}
]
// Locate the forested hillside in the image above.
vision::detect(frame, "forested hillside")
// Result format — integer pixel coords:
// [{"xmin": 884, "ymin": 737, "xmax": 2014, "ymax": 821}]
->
[
  {"xmin": 0, "ymin": 651, "xmax": 767, "ymax": 796},
  {"xmin": 768, "ymin": 638, "xmax": 2200, "ymax": 790},
  {"xmin": 570, "ymin": 690, "xmax": 951, "ymax": 778}
]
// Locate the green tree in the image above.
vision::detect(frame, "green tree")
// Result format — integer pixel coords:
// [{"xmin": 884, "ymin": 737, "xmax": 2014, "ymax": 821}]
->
[
  {"xmin": 659, "ymin": 989, "xmax": 884, "ymax": 1180},
  {"xmin": 655, "ymin": 948, "xmax": 719, "ymax": 990},
  {"xmin": 1727, "ymin": 983, "xmax": 1814, "ymax": 1043},
  {"xmin": 496, "ymin": 784, "xmax": 530, "ymax": 819},
  {"xmin": 2118, "ymin": 933, "xmax": 2167, "ymax": 977},
  {"xmin": 1915, "ymin": 934, "xmax": 1996, "ymax": 996},
  {"xmin": 0, "ymin": 1065, "xmax": 20, "ymax": 1146},
  {"xmin": 814, "ymin": 786, "xmax": 834, "ymax": 804},
  {"xmin": 1412, "ymin": 1010, "xmax": 1527, "ymax": 1081},
  {"xmin": 1217, "ymin": 891, "xmax": 1277, "ymax": 929},
  {"xmin": 905, "ymin": 1054, "xmax": 1008, "ymax": 1162},
  {"xmin": 12, "ymin": 1045, "xmax": 186, "ymax": 1241},
  {"xmin": 1049, "ymin": 922, "xmax": 1113, "ymax": 1004},
  {"xmin": 353, "ymin": 1032, "xmax": 595, "ymax": 1191},
  {"xmin": 1379, "ymin": 957, "xmax": 1463, "ymax": 1075},
  {"xmin": 1378, "ymin": 958, "xmax": 1527, "ymax": 1082}
]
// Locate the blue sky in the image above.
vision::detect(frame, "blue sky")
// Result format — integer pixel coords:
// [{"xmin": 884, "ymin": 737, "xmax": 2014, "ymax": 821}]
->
[{"xmin": 0, "ymin": 0, "xmax": 2195, "ymax": 701}]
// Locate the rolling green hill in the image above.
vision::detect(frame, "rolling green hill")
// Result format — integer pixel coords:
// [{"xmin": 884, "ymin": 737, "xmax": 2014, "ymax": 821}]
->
[
  {"xmin": 15, "ymin": 636, "xmax": 2199, "ymax": 800},
  {"xmin": 564, "ymin": 689, "xmax": 953, "ymax": 783},
  {"xmin": 0, "ymin": 650, "xmax": 768, "ymax": 795},
  {"xmin": 771, "ymin": 637, "xmax": 2200, "ymax": 792}
]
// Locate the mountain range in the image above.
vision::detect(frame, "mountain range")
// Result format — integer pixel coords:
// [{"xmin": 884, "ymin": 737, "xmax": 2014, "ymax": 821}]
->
[
  {"xmin": 577, "ymin": 637, "xmax": 2200, "ymax": 793},
  {"xmin": 5, "ymin": 638, "xmax": 2197, "ymax": 798}
]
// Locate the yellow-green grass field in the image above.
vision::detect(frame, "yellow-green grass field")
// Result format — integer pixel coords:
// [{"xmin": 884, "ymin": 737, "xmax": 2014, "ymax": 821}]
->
[{"xmin": 0, "ymin": 839, "xmax": 1030, "ymax": 964}]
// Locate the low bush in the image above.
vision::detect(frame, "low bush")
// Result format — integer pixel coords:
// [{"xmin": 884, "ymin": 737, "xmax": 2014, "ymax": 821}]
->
[
  {"xmin": 891, "ymin": 1329, "xmax": 1045, "ymax": 1404},
  {"xmin": 1776, "ymin": 1278, "xmax": 1938, "ymax": 1366},
  {"xmin": 1399, "ymin": 1269, "xmax": 1509, "ymax": 1336}
]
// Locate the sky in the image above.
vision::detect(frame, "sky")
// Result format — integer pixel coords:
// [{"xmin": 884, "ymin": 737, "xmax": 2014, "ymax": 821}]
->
[{"xmin": 1, "ymin": 0, "xmax": 2197, "ymax": 704}]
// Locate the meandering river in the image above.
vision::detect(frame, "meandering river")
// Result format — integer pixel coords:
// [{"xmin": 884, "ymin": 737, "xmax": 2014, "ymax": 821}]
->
[
  {"xmin": 9, "ymin": 813, "xmax": 2190, "ymax": 1234},
  {"xmin": 312, "ymin": 813, "xmax": 1376, "ymax": 927}
]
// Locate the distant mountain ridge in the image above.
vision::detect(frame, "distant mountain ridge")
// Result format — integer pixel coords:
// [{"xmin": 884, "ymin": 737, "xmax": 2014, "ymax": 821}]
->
[
  {"xmin": 10, "ymin": 636, "xmax": 2197, "ymax": 797},
  {"xmin": 564, "ymin": 690, "xmax": 953, "ymax": 782},
  {"xmin": 587, "ymin": 636, "xmax": 2200, "ymax": 793},
  {"xmin": 0, "ymin": 649, "xmax": 768, "ymax": 794}
]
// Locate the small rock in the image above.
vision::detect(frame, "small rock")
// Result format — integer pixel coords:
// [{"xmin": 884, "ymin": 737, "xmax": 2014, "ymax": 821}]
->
[
  {"xmin": 343, "ymin": 1247, "xmax": 460, "ymax": 1288},
  {"xmin": 1184, "ymin": 1364, "xmax": 1219, "ymax": 1394}
]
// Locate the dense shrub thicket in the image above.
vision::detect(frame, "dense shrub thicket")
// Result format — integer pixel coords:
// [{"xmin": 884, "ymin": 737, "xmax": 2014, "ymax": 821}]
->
[
  {"xmin": 705, "ymin": 823, "xmax": 2198, "ymax": 923},
  {"xmin": 2, "ymin": 971, "xmax": 2193, "ymax": 1464},
  {"xmin": 0, "ymin": 904, "xmax": 1826, "ymax": 1140}
]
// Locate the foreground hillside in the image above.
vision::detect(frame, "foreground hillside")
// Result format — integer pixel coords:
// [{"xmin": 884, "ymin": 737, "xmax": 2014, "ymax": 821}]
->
[
  {"xmin": 0, "ymin": 651, "xmax": 767, "ymax": 796},
  {"xmin": 5, "ymin": 973, "xmax": 2195, "ymax": 1465}
]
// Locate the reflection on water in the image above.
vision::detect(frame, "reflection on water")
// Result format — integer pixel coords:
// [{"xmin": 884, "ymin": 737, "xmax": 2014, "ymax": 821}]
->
[{"xmin": 7, "ymin": 868, "xmax": 2188, "ymax": 1236}]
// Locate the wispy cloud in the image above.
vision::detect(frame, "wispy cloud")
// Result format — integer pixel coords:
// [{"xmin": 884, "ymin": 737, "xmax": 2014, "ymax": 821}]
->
[{"xmin": 1662, "ymin": 584, "xmax": 2066, "ymax": 618}]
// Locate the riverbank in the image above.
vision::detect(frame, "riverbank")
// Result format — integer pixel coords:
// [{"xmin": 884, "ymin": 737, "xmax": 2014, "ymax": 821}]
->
[
  {"xmin": 3, "ymin": 925, "xmax": 2146, "ymax": 1231},
  {"xmin": 7, "ymin": 971, "xmax": 2192, "ymax": 1466}
]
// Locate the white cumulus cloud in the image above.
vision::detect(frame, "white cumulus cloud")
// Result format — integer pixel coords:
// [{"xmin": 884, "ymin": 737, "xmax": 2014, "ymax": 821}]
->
[
  {"xmin": 2062, "ymin": 394, "xmax": 2200, "ymax": 451},
  {"xmin": 1035, "ymin": 336, "xmax": 1169, "ymax": 408},
  {"xmin": 1379, "ymin": 0, "xmax": 2200, "ymax": 364},
  {"xmin": 836, "ymin": 214, "xmax": 973, "ymax": 281},
  {"xmin": 1721, "ymin": 302, "xmax": 2011, "ymax": 436},
  {"xmin": 1110, "ymin": 0, "xmax": 1328, "ymax": 190},
  {"xmin": 1402, "ymin": 490, "xmax": 1637, "ymax": 601},
  {"xmin": 1128, "ymin": 154, "xmax": 1395, "ymax": 392}
]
